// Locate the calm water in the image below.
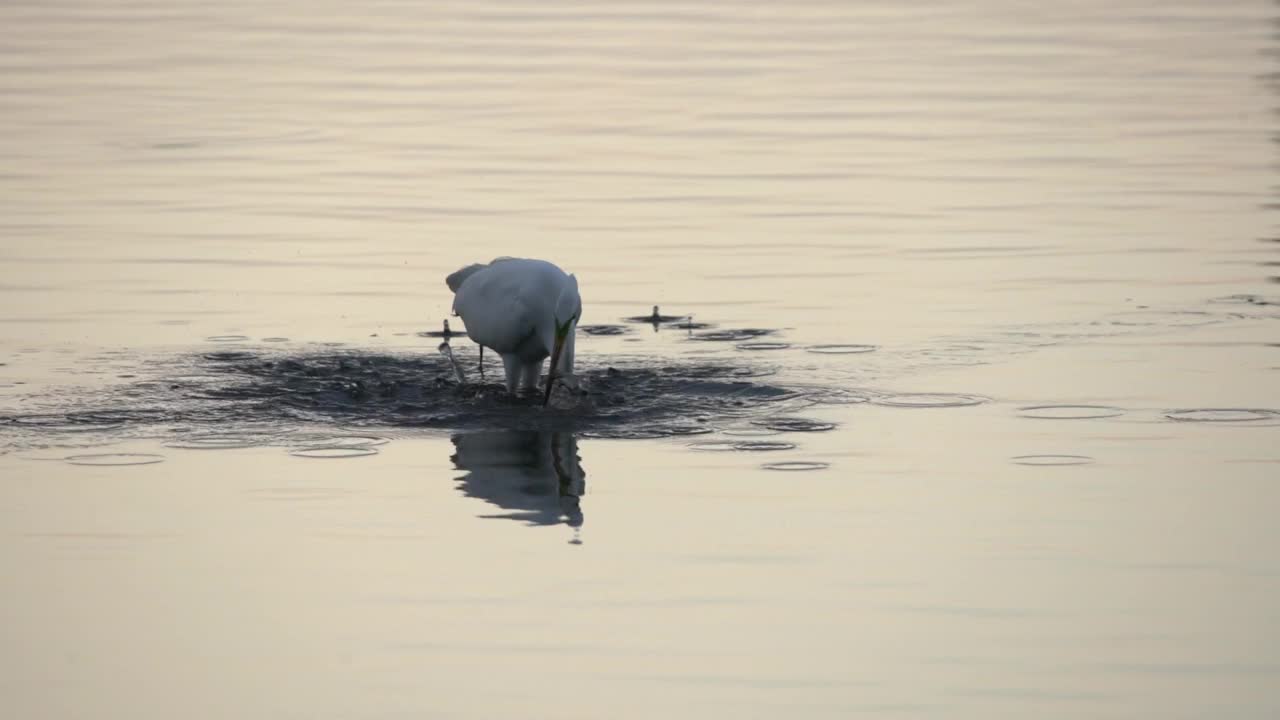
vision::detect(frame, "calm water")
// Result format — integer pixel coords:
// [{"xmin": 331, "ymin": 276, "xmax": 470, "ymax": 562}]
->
[{"xmin": 2, "ymin": 1, "xmax": 1278, "ymax": 717}]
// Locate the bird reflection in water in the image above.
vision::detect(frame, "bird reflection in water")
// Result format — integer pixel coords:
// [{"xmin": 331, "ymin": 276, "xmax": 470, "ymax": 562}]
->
[{"xmin": 450, "ymin": 431, "xmax": 585, "ymax": 543}]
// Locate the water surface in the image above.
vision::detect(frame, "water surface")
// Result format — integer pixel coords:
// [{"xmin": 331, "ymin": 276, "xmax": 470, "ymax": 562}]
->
[{"xmin": 1, "ymin": 1, "xmax": 1278, "ymax": 718}]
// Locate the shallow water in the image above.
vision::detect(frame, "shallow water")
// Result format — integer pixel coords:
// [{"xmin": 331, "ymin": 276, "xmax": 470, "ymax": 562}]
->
[{"xmin": 2, "ymin": 1, "xmax": 1279, "ymax": 718}]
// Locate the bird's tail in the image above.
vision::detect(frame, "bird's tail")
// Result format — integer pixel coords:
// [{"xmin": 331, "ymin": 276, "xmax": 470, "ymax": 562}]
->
[{"xmin": 445, "ymin": 263, "xmax": 488, "ymax": 293}]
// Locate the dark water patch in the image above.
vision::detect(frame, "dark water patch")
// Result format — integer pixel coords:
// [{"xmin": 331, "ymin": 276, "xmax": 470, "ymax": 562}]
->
[
  {"xmin": 579, "ymin": 428, "xmax": 669, "ymax": 439},
  {"xmin": 689, "ymin": 328, "xmax": 776, "ymax": 342},
  {"xmin": 659, "ymin": 424, "xmax": 716, "ymax": 436},
  {"xmin": 1, "ymin": 349, "xmax": 840, "ymax": 446},
  {"xmin": 163, "ymin": 374, "xmax": 226, "ymax": 384},
  {"xmin": 736, "ymin": 342, "xmax": 791, "ymax": 351},
  {"xmin": 732, "ymin": 441, "xmax": 797, "ymax": 452},
  {"xmin": 289, "ymin": 446, "xmax": 379, "ymax": 459},
  {"xmin": 284, "ymin": 433, "xmax": 391, "ymax": 447},
  {"xmin": 689, "ymin": 439, "xmax": 797, "ymax": 452},
  {"xmin": 807, "ymin": 344, "xmax": 877, "ymax": 354},
  {"xmin": 164, "ymin": 435, "xmax": 265, "ymax": 450},
  {"xmin": 262, "ymin": 337, "xmax": 290, "ymax": 343},
  {"xmin": 1165, "ymin": 408, "xmax": 1279, "ymax": 424},
  {"xmin": 762, "ymin": 461, "xmax": 829, "ymax": 471},
  {"xmin": 722, "ymin": 427, "xmax": 782, "ymax": 437},
  {"xmin": 1018, "ymin": 405, "xmax": 1127, "ymax": 420},
  {"xmin": 752, "ymin": 417, "xmax": 836, "ymax": 432},
  {"xmin": 8, "ymin": 413, "xmax": 126, "ymax": 433},
  {"xmin": 1011, "ymin": 454, "xmax": 1094, "ymax": 466},
  {"xmin": 665, "ymin": 320, "xmax": 714, "ymax": 330},
  {"xmin": 872, "ymin": 393, "xmax": 989, "ymax": 409},
  {"xmin": 674, "ymin": 364, "xmax": 778, "ymax": 379},
  {"xmin": 580, "ymin": 324, "xmax": 630, "ymax": 336},
  {"xmin": 64, "ymin": 453, "xmax": 165, "ymax": 466},
  {"xmin": 203, "ymin": 350, "xmax": 256, "ymax": 362},
  {"xmin": 185, "ymin": 383, "xmax": 296, "ymax": 400},
  {"xmin": 755, "ymin": 390, "xmax": 811, "ymax": 405}
]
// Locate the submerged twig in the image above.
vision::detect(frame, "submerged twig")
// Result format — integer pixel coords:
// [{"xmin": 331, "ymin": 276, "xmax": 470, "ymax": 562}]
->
[{"xmin": 438, "ymin": 341, "xmax": 467, "ymax": 384}]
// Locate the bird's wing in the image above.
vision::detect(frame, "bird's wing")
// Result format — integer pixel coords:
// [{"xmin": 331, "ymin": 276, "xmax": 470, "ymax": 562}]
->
[
  {"xmin": 445, "ymin": 263, "xmax": 489, "ymax": 293},
  {"xmin": 451, "ymin": 267, "xmax": 539, "ymax": 354}
]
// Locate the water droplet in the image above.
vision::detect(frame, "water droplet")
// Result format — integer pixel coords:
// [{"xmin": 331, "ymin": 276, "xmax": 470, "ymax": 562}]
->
[
  {"xmin": 580, "ymin": 429, "xmax": 669, "ymax": 439},
  {"xmin": 286, "ymin": 434, "xmax": 391, "ymax": 447},
  {"xmin": 664, "ymin": 425, "xmax": 716, "ymax": 436},
  {"xmin": 722, "ymin": 427, "xmax": 781, "ymax": 437},
  {"xmin": 1017, "ymin": 405, "xmax": 1126, "ymax": 420},
  {"xmin": 64, "ymin": 453, "xmax": 165, "ymax": 466},
  {"xmin": 289, "ymin": 446, "xmax": 379, "ymax": 459},
  {"xmin": 806, "ymin": 344, "xmax": 877, "ymax": 354},
  {"xmin": 808, "ymin": 388, "xmax": 871, "ymax": 405},
  {"xmin": 690, "ymin": 329, "xmax": 775, "ymax": 342},
  {"xmin": 165, "ymin": 436, "xmax": 263, "ymax": 450},
  {"xmin": 203, "ymin": 351, "xmax": 254, "ymax": 362},
  {"xmin": 733, "ymin": 441, "xmax": 797, "ymax": 452},
  {"xmin": 688, "ymin": 440, "xmax": 743, "ymax": 451},
  {"xmin": 1209, "ymin": 294, "xmax": 1263, "ymax": 305},
  {"xmin": 1011, "ymin": 455, "xmax": 1094, "ymax": 466},
  {"xmin": 752, "ymin": 417, "xmax": 836, "ymax": 432},
  {"xmin": 762, "ymin": 461, "xmax": 829, "ymax": 471},
  {"xmin": 873, "ymin": 393, "xmax": 989, "ymax": 408},
  {"xmin": 666, "ymin": 320, "xmax": 713, "ymax": 330},
  {"xmin": 1165, "ymin": 408, "xmax": 1279, "ymax": 423}
]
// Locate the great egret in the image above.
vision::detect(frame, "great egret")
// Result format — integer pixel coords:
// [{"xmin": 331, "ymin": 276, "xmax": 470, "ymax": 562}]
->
[{"xmin": 446, "ymin": 257, "xmax": 581, "ymax": 404}]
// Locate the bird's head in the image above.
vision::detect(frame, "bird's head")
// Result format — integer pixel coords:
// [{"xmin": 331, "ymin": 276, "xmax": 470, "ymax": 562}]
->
[{"xmin": 544, "ymin": 274, "xmax": 581, "ymax": 406}]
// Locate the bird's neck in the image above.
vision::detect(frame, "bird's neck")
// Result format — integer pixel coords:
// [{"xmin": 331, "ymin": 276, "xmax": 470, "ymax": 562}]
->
[{"xmin": 556, "ymin": 329, "xmax": 576, "ymax": 375}]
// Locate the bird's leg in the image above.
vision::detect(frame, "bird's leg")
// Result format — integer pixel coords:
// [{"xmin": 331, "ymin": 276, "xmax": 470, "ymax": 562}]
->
[
  {"xmin": 479, "ymin": 345, "xmax": 485, "ymax": 380},
  {"xmin": 520, "ymin": 360, "xmax": 543, "ymax": 395},
  {"xmin": 501, "ymin": 354, "xmax": 521, "ymax": 394}
]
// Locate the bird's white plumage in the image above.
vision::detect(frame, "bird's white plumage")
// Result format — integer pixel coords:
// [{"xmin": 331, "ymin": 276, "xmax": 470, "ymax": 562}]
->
[{"xmin": 447, "ymin": 257, "xmax": 581, "ymax": 395}]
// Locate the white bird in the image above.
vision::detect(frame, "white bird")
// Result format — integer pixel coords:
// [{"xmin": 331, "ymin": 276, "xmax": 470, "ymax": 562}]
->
[{"xmin": 446, "ymin": 257, "xmax": 581, "ymax": 404}]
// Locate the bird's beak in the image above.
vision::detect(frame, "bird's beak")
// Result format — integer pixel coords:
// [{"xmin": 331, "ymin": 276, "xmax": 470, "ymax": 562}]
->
[{"xmin": 543, "ymin": 330, "xmax": 567, "ymax": 407}]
